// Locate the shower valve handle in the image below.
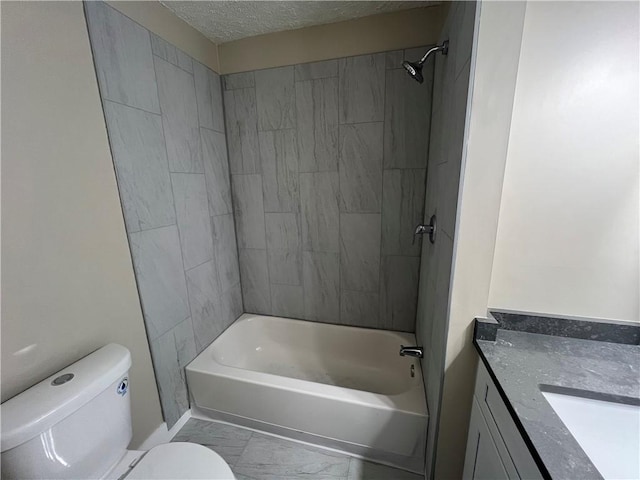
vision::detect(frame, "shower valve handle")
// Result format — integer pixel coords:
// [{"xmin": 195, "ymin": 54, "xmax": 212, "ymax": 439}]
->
[{"xmin": 413, "ymin": 215, "xmax": 437, "ymax": 245}]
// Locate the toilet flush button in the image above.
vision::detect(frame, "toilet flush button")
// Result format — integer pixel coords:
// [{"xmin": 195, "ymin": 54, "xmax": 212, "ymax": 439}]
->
[{"xmin": 51, "ymin": 373, "xmax": 74, "ymax": 386}]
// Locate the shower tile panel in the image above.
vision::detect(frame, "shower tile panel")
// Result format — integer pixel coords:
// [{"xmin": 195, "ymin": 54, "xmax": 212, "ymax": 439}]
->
[
  {"xmin": 232, "ymin": 174, "xmax": 266, "ymax": 249},
  {"xmin": 339, "ymin": 122, "xmax": 383, "ymax": 213},
  {"xmin": 338, "ymin": 53, "xmax": 385, "ymax": 124},
  {"xmin": 294, "ymin": 59, "xmax": 338, "ymax": 81},
  {"xmin": 201, "ymin": 128, "xmax": 233, "ymax": 216},
  {"xmin": 268, "ymin": 249, "xmax": 302, "ymax": 286},
  {"xmin": 439, "ymin": 62, "xmax": 469, "ymax": 239},
  {"xmin": 208, "ymin": 72, "xmax": 225, "ymax": 133},
  {"xmin": 224, "ymin": 71, "xmax": 255, "ymax": 90},
  {"xmin": 302, "ymin": 251, "xmax": 340, "ymax": 323},
  {"xmin": 102, "ymin": 101, "xmax": 175, "ymax": 233},
  {"xmin": 271, "ymin": 284, "xmax": 305, "ymax": 319},
  {"xmin": 259, "ymin": 129, "xmax": 300, "ymax": 212},
  {"xmin": 265, "ymin": 213, "xmax": 302, "ymax": 286},
  {"xmin": 381, "ymin": 169, "xmax": 426, "ymax": 257},
  {"xmin": 296, "ymin": 78, "xmax": 339, "ymax": 173},
  {"xmin": 239, "ymin": 249, "xmax": 272, "ymax": 314},
  {"xmin": 265, "ymin": 213, "xmax": 301, "ymax": 251},
  {"xmin": 340, "ymin": 213, "xmax": 381, "ymax": 293},
  {"xmin": 129, "ymin": 225, "xmax": 190, "ymax": 341},
  {"xmin": 211, "ymin": 214, "xmax": 241, "ymax": 287},
  {"xmin": 380, "ymin": 255, "xmax": 420, "ymax": 332},
  {"xmin": 255, "ymin": 66, "xmax": 296, "ymax": 131},
  {"xmin": 173, "ymin": 316, "xmax": 197, "ymax": 368},
  {"xmin": 427, "ymin": 105, "xmax": 445, "ymax": 169},
  {"xmin": 385, "ymin": 50, "xmax": 404, "ymax": 69},
  {"xmin": 220, "ymin": 283, "xmax": 244, "ymax": 329},
  {"xmin": 193, "ymin": 61, "xmax": 216, "ymax": 131},
  {"xmin": 150, "ymin": 32, "xmax": 193, "ymax": 73},
  {"xmin": 340, "ymin": 291, "xmax": 380, "ymax": 328},
  {"xmin": 224, "ymin": 88, "xmax": 261, "ymax": 174},
  {"xmin": 171, "ymin": 173, "xmax": 213, "ymax": 270},
  {"xmin": 417, "ymin": 243, "xmax": 438, "ymax": 351},
  {"xmin": 84, "ymin": 1, "xmax": 160, "ymax": 113},
  {"xmin": 384, "ymin": 68, "xmax": 432, "ymax": 169},
  {"xmin": 186, "ymin": 260, "xmax": 224, "ymax": 353},
  {"xmin": 455, "ymin": 4, "xmax": 476, "ymax": 77},
  {"xmin": 154, "ymin": 57, "xmax": 203, "ymax": 173},
  {"xmin": 300, "ymin": 172, "xmax": 340, "ymax": 253},
  {"xmin": 199, "ymin": 67, "xmax": 223, "ymax": 131},
  {"xmin": 437, "ymin": 158, "xmax": 463, "ymax": 240},
  {"xmin": 149, "ymin": 328, "xmax": 189, "ymax": 427}
]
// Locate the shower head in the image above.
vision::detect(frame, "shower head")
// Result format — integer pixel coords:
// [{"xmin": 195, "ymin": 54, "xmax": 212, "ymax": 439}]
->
[
  {"xmin": 402, "ymin": 60, "xmax": 424, "ymax": 83},
  {"xmin": 403, "ymin": 40, "xmax": 449, "ymax": 84}
]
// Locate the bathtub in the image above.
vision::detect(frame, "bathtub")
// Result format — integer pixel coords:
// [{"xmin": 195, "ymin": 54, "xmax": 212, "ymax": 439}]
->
[{"xmin": 186, "ymin": 314, "xmax": 428, "ymax": 473}]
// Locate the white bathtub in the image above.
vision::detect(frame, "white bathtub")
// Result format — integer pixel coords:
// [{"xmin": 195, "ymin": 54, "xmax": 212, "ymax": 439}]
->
[{"xmin": 186, "ymin": 314, "xmax": 428, "ymax": 473}]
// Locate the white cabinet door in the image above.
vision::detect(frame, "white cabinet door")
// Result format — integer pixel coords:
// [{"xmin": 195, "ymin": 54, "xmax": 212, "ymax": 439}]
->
[{"xmin": 463, "ymin": 397, "xmax": 511, "ymax": 480}]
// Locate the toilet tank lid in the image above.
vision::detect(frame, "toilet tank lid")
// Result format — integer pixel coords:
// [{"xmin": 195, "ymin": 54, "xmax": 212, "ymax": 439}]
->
[{"xmin": 0, "ymin": 344, "xmax": 132, "ymax": 452}]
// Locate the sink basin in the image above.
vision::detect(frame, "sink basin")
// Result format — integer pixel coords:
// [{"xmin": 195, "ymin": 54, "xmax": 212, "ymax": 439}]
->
[{"xmin": 542, "ymin": 388, "xmax": 640, "ymax": 479}]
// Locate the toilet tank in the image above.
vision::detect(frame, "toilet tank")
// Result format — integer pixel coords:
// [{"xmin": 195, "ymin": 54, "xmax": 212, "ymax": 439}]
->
[{"xmin": 1, "ymin": 344, "xmax": 133, "ymax": 479}]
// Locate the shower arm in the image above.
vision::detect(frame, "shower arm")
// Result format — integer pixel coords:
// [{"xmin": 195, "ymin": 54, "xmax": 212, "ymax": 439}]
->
[{"xmin": 417, "ymin": 41, "xmax": 449, "ymax": 66}]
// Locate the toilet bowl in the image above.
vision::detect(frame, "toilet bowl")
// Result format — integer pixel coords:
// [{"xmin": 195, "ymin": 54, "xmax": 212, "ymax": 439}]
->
[
  {"xmin": 0, "ymin": 344, "xmax": 235, "ymax": 480},
  {"xmin": 109, "ymin": 443, "xmax": 234, "ymax": 479}
]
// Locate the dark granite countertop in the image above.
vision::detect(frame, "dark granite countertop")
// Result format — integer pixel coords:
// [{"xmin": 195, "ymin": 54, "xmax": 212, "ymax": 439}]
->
[{"xmin": 474, "ymin": 314, "xmax": 640, "ymax": 480}]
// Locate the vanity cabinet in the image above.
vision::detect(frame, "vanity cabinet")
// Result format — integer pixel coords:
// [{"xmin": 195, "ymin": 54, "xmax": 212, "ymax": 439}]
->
[{"xmin": 463, "ymin": 361, "xmax": 543, "ymax": 480}]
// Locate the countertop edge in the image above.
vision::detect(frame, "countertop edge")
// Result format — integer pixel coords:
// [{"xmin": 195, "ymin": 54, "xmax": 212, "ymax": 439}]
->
[{"xmin": 472, "ymin": 336, "xmax": 552, "ymax": 480}]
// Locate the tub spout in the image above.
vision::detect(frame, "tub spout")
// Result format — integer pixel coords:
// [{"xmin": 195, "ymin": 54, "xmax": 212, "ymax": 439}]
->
[{"xmin": 399, "ymin": 345, "xmax": 423, "ymax": 358}]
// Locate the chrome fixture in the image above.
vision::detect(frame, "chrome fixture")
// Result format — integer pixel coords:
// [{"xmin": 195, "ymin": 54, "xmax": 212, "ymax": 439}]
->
[
  {"xmin": 399, "ymin": 345, "xmax": 424, "ymax": 358},
  {"xmin": 402, "ymin": 40, "xmax": 449, "ymax": 84},
  {"xmin": 413, "ymin": 215, "xmax": 437, "ymax": 245}
]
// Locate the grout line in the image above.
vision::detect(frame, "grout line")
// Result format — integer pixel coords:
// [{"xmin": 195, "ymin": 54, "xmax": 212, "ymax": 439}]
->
[
  {"xmin": 102, "ymin": 97, "xmax": 162, "ymax": 117},
  {"xmin": 184, "ymin": 256, "xmax": 213, "ymax": 273},
  {"xmin": 217, "ymin": 67, "xmax": 246, "ymax": 314},
  {"xmin": 152, "ymin": 52, "xmax": 194, "ymax": 76},
  {"xmin": 337, "ymin": 119, "xmax": 385, "ymax": 127},
  {"xmin": 169, "ymin": 171, "xmax": 207, "ymax": 176},
  {"xmin": 379, "ymin": 61, "xmax": 389, "ymax": 330},
  {"xmin": 200, "ymin": 125, "xmax": 226, "ymax": 135},
  {"xmin": 129, "ymin": 222, "xmax": 177, "ymax": 235}
]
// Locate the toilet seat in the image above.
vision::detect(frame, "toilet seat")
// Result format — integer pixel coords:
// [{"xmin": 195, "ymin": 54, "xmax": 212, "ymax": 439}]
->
[{"xmin": 125, "ymin": 443, "xmax": 235, "ymax": 479}]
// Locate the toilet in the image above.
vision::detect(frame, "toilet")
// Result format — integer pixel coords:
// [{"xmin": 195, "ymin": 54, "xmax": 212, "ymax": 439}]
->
[{"xmin": 0, "ymin": 344, "xmax": 235, "ymax": 479}]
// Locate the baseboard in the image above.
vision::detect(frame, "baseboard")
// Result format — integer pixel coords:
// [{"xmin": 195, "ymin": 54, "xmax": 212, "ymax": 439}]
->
[{"xmin": 137, "ymin": 409, "xmax": 191, "ymax": 450}]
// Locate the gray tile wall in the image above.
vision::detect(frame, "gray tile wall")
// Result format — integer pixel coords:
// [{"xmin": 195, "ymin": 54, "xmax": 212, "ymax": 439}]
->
[
  {"xmin": 224, "ymin": 49, "xmax": 433, "ymax": 331},
  {"xmin": 412, "ymin": 2, "xmax": 476, "ymax": 476},
  {"xmin": 85, "ymin": 1, "xmax": 242, "ymax": 428}
]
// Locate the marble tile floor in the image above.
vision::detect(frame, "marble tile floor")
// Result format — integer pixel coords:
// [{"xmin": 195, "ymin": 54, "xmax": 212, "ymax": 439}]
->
[{"xmin": 173, "ymin": 418, "xmax": 422, "ymax": 480}]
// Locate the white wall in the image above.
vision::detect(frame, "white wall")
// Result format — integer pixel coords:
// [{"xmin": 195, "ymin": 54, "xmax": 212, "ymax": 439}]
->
[
  {"xmin": 436, "ymin": 2, "xmax": 526, "ymax": 478},
  {"xmin": 489, "ymin": 1, "xmax": 640, "ymax": 323},
  {"xmin": 218, "ymin": 5, "xmax": 447, "ymax": 74},
  {"xmin": 1, "ymin": 1, "xmax": 164, "ymax": 446}
]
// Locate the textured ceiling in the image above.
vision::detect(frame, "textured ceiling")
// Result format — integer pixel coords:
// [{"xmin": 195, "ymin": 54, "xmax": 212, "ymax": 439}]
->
[{"xmin": 160, "ymin": 1, "xmax": 435, "ymax": 44}]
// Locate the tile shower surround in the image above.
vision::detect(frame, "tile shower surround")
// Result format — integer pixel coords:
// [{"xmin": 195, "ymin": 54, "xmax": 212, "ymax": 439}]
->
[
  {"xmin": 85, "ymin": 0, "xmax": 436, "ymax": 428},
  {"xmin": 224, "ymin": 49, "xmax": 434, "ymax": 331},
  {"xmin": 85, "ymin": 1, "xmax": 242, "ymax": 427}
]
